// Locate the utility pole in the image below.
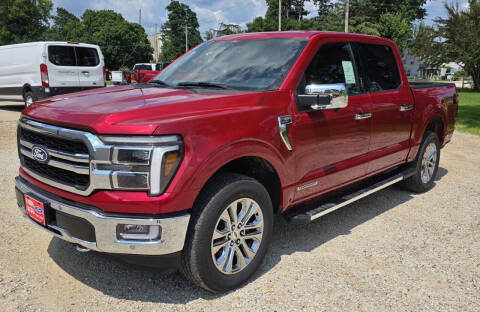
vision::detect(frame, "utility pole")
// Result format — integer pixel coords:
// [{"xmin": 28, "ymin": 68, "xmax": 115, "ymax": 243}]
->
[
  {"xmin": 185, "ymin": 24, "xmax": 188, "ymax": 52},
  {"xmin": 278, "ymin": 0, "xmax": 282, "ymax": 31},
  {"xmin": 344, "ymin": 0, "xmax": 349, "ymax": 32},
  {"xmin": 185, "ymin": 9, "xmax": 189, "ymax": 52},
  {"xmin": 154, "ymin": 24, "xmax": 158, "ymax": 63},
  {"xmin": 139, "ymin": 8, "xmax": 142, "ymax": 25}
]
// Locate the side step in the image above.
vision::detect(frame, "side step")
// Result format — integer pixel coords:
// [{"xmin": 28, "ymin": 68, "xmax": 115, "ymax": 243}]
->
[{"xmin": 285, "ymin": 167, "xmax": 416, "ymax": 224}]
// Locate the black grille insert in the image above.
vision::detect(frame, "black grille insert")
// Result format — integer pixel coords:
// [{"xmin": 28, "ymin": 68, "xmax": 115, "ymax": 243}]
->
[
  {"xmin": 21, "ymin": 128, "xmax": 89, "ymax": 154},
  {"xmin": 23, "ymin": 157, "xmax": 89, "ymax": 189}
]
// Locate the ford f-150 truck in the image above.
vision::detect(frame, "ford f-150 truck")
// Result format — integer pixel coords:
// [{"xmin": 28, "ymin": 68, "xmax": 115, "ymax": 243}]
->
[{"xmin": 15, "ymin": 31, "xmax": 457, "ymax": 292}]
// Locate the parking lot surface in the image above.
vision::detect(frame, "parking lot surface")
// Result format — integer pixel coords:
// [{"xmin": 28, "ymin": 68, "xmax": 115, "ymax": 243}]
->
[{"xmin": 0, "ymin": 100, "xmax": 479, "ymax": 311}]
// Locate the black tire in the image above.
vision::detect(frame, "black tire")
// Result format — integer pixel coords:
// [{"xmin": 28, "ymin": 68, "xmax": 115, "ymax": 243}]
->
[
  {"xmin": 23, "ymin": 90, "xmax": 35, "ymax": 108},
  {"xmin": 402, "ymin": 131, "xmax": 440, "ymax": 193},
  {"xmin": 181, "ymin": 173, "xmax": 273, "ymax": 293}
]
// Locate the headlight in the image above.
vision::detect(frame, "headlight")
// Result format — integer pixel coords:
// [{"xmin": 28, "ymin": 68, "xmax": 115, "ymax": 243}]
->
[{"xmin": 96, "ymin": 135, "xmax": 183, "ymax": 196}]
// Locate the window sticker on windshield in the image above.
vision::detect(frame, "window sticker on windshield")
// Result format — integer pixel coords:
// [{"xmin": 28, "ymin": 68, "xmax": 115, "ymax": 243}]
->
[{"xmin": 342, "ymin": 61, "xmax": 356, "ymax": 84}]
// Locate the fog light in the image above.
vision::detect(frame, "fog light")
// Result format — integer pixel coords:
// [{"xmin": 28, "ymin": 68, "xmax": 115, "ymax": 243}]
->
[{"xmin": 116, "ymin": 224, "xmax": 161, "ymax": 241}]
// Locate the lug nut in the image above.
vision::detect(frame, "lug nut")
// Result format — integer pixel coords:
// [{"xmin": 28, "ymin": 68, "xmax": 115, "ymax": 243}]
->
[
  {"xmin": 240, "ymin": 230, "xmax": 245, "ymax": 235},
  {"xmin": 230, "ymin": 241, "xmax": 234, "ymax": 246},
  {"xmin": 236, "ymin": 239, "xmax": 240, "ymax": 244}
]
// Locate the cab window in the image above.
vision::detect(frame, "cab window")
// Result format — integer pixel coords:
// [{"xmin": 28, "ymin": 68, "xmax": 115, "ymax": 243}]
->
[
  {"xmin": 357, "ymin": 43, "xmax": 401, "ymax": 92},
  {"xmin": 297, "ymin": 42, "xmax": 362, "ymax": 98}
]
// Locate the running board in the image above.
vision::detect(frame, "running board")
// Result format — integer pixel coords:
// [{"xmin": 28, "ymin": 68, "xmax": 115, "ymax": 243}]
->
[{"xmin": 285, "ymin": 167, "xmax": 416, "ymax": 224}]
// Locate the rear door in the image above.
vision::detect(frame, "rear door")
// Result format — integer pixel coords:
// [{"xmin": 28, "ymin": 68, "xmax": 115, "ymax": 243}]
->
[
  {"xmin": 46, "ymin": 45, "xmax": 79, "ymax": 87},
  {"xmin": 76, "ymin": 46, "xmax": 103, "ymax": 87},
  {"xmin": 354, "ymin": 42, "xmax": 414, "ymax": 173}
]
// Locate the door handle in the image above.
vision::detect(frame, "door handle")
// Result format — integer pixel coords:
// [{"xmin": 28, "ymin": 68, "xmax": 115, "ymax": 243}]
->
[
  {"xmin": 355, "ymin": 113, "xmax": 372, "ymax": 120},
  {"xmin": 400, "ymin": 105, "xmax": 413, "ymax": 111},
  {"xmin": 81, "ymin": 71, "xmax": 90, "ymax": 75}
]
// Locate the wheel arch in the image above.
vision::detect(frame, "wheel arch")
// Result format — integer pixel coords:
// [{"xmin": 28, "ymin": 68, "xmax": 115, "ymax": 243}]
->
[
  {"xmin": 22, "ymin": 84, "xmax": 33, "ymax": 99},
  {"xmin": 188, "ymin": 141, "xmax": 287, "ymax": 215}
]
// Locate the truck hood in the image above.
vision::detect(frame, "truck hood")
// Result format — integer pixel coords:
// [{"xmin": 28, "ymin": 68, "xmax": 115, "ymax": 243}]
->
[{"xmin": 23, "ymin": 85, "xmax": 264, "ymax": 135}]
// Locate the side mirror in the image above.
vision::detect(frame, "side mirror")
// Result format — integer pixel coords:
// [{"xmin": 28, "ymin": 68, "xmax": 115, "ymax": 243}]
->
[{"xmin": 298, "ymin": 83, "xmax": 348, "ymax": 110}]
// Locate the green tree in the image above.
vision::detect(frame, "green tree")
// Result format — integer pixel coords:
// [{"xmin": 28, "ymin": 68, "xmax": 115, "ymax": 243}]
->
[
  {"xmin": 46, "ymin": 7, "xmax": 83, "ymax": 41},
  {"xmin": 46, "ymin": 9, "xmax": 153, "ymax": 69},
  {"xmin": 80, "ymin": 10, "xmax": 153, "ymax": 69},
  {"xmin": 377, "ymin": 13, "xmax": 412, "ymax": 53},
  {"xmin": 216, "ymin": 23, "xmax": 243, "ymax": 37},
  {"xmin": 0, "ymin": 0, "xmax": 52, "ymax": 45},
  {"xmin": 437, "ymin": 0, "xmax": 480, "ymax": 90},
  {"xmin": 409, "ymin": 22, "xmax": 443, "ymax": 71},
  {"xmin": 160, "ymin": 1, "xmax": 202, "ymax": 62}
]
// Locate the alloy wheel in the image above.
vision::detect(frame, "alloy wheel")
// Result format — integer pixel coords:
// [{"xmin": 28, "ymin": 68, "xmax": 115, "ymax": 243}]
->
[
  {"xmin": 421, "ymin": 142, "xmax": 437, "ymax": 184},
  {"xmin": 211, "ymin": 198, "xmax": 264, "ymax": 274}
]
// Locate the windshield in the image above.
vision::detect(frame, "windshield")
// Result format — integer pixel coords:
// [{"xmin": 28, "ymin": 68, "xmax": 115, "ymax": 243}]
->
[{"xmin": 154, "ymin": 38, "xmax": 309, "ymax": 91}]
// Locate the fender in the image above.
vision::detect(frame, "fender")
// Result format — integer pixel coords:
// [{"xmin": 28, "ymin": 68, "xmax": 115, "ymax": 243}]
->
[
  {"xmin": 408, "ymin": 107, "xmax": 447, "ymax": 162},
  {"xmin": 187, "ymin": 139, "xmax": 288, "ymax": 192}
]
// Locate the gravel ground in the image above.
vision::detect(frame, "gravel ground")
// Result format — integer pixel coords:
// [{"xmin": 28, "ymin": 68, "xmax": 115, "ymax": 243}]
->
[{"xmin": 0, "ymin": 101, "xmax": 479, "ymax": 311}]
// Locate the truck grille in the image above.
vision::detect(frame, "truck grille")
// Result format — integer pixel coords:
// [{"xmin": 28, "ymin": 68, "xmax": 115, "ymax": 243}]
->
[{"xmin": 18, "ymin": 123, "xmax": 91, "ymax": 191}]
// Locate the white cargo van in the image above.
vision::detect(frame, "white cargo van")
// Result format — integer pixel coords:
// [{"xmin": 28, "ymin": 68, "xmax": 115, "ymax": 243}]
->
[{"xmin": 0, "ymin": 42, "xmax": 105, "ymax": 107}]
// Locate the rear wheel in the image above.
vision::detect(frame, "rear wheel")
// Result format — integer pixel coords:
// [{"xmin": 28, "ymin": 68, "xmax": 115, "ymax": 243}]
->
[
  {"xmin": 181, "ymin": 173, "xmax": 273, "ymax": 292},
  {"xmin": 402, "ymin": 131, "xmax": 440, "ymax": 193},
  {"xmin": 23, "ymin": 90, "xmax": 35, "ymax": 108}
]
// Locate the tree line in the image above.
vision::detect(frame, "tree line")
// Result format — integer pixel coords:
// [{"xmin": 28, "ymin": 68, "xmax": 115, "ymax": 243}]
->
[{"xmin": 0, "ymin": 0, "xmax": 153, "ymax": 69}]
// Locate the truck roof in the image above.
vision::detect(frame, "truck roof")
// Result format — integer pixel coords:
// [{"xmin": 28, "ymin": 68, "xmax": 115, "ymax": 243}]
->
[{"xmin": 215, "ymin": 31, "xmax": 389, "ymax": 43}]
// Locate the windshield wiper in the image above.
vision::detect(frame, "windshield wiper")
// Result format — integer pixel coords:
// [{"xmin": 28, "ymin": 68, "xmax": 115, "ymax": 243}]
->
[
  {"xmin": 148, "ymin": 79, "xmax": 172, "ymax": 87},
  {"xmin": 176, "ymin": 81, "xmax": 232, "ymax": 89}
]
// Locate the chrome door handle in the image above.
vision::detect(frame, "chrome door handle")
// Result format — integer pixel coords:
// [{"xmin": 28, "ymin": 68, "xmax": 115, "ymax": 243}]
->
[
  {"xmin": 81, "ymin": 71, "xmax": 90, "ymax": 75},
  {"xmin": 400, "ymin": 105, "xmax": 413, "ymax": 111},
  {"xmin": 355, "ymin": 113, "xmax": 372, "ymax": 120}
]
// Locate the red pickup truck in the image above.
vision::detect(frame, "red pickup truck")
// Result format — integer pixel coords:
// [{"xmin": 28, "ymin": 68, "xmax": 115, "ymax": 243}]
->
[
  {"xmin": 126, "ymin": 62, "xmax": 170, "ymax": 83},
  {"xmin": 15, "ymin": 31, "xmax": 457, "ymax": 292}
]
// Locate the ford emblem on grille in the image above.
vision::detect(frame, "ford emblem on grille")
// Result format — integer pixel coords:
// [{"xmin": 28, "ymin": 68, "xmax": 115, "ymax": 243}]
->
[{"xmin": 32, "ymin": 145, "xmax": 49, "ymax": 164}]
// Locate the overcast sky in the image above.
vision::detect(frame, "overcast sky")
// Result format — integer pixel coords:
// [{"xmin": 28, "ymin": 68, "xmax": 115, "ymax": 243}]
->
[{"xmin": 51, "ymin": 0, "xmax": 470, "ymax": 37}]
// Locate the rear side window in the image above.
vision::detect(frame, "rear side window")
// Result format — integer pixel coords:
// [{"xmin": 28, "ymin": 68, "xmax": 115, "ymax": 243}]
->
[
  {"xmin": 48, "ymin": 46, "xmax": 76, "ymax": 66},
  {"xmin": 76, "ymin": 47, "xmax": 99, "ymax": 66},
  {"xmin": 358, "ymin": 44, "xmax": 401, "ymax": 92}
]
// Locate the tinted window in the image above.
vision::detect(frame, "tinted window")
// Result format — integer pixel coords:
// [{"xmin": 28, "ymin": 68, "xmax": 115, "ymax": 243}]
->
[
  {"xmin": 298, "ymin": 42, "xmax": 361, "ymax": 95},
  {"xmin": 156, "ymin": 38, "xmax": 309, "ymax": 91},
  {"xmin": 133, "ymin": 64, "xmax": 153, "ymax": 70},
  {"xmin": 48, "ymin": 46, "xmax": 76, "ymax": 66},
  {"xmin": 76, "ymin": 47, "xmax": 99, "ymax": 66},
  {"xmin": 358, "ymin": 44, "xmax": 401, "ymax": 91}
]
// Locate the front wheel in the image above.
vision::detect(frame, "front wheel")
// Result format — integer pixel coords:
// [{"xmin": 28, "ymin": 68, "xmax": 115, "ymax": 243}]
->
[
  {"xmin": 181, "ymin": 173, "xmax": 273, "ymax": 292},
  {"xmin": 402, "ymin": 131, "xmax": 440, "ymax": 193}
]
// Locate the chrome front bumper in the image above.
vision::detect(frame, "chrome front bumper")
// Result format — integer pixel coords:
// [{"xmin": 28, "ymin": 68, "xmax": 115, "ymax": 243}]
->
[{"xmin": 15, "ymin": 177, "xmax": 190, "ymax": 255}]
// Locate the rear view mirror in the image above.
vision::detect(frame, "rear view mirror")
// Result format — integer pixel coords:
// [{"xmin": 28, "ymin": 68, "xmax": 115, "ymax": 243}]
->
[{"xmin": 298, "ymin": 83, "xmax": 348, "ymax": 110}]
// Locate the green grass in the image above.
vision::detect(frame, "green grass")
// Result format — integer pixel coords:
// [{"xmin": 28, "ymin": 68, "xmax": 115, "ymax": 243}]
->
[{"xmin": 457, "ymin": 89, "xmax": 480, "ymax": 135}]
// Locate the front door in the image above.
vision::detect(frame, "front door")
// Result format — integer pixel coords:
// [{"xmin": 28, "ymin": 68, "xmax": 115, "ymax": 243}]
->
[
  {"xmin": 292, "ymin": 41, "xmax": 372, "ymax": 202},
  {"xmin": 355, "ymin": 43, "xmax": 414, "ymax": 173}
]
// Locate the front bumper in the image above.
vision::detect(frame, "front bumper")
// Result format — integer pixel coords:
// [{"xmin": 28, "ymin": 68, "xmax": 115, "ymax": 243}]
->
[{"xmin": 15, "ymin": 176, "xmax": 190, "ymax": 255}]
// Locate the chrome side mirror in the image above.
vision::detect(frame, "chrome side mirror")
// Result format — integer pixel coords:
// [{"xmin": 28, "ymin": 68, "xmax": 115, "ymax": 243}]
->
[{"xmin": 298, "ymin": 83, "xmax": 348, "ymax": 110}]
